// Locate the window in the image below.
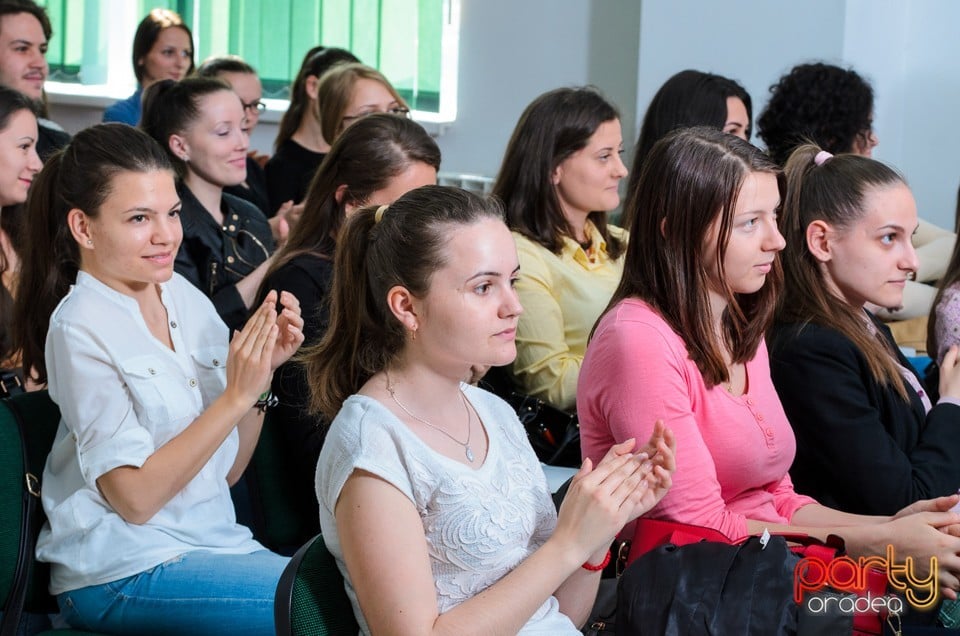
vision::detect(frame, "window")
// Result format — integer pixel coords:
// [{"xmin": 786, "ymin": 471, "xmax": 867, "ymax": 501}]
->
[{"xmin": 41, "ymin": 0, "xmax": 459, "ymax": 122}]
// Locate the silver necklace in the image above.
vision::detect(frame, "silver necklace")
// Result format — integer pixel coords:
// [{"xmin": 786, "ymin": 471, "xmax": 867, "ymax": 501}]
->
[{"xmin": 385, "ymin": 371, "xmax": 475, "ymax": 463}]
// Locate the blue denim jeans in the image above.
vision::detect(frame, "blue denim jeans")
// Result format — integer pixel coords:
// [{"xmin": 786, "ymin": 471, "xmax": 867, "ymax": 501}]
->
[{"xmin": 57, "ymin": 550, "xmax": 288, "ymax": 636}]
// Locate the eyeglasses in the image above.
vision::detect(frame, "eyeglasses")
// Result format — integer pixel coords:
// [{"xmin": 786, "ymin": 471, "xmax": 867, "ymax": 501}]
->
[
  {"xmin": 241, "ymin": 100, "xmax": 266, "ymax": 114},
  {"xmin": 341, "ymin": 106, "xmax": 411, "ymax": 124}
]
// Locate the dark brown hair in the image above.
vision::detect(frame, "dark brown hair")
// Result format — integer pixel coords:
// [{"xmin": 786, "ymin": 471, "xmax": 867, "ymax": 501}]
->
[
  {"xmin": 274, "ymin": 46, "xmax": 359, "ymax": 151},
  {"xmin": 305, "ymin": 186, "xmax": 502, "ymax": 420},
  {"xmin": 195, "ymin": 54, "xmax": 255, "ymax": 77},
  {"xmin": 258, "ymin": 114, "xmax": 440, "ymax": 302},
  {"xmin": 493, "ymin": 86, "xmax": 625, "ymax": 259},
  {"xmin": 140, "ymin": 76, "xmax": 232, "ymax": 179},
  {"xmin": 13, "ymin": 124, "xmax": 172, "ymax": 383},
  {"xmin": 610, "ymin": 126, "xmax": 782, "ymax": 387},
  {"xmin": 625, "ymin": 69, "xmax": 752, "ymax": 229},
  {"xmin": 132, "ymin": 8, "xmax": 194, "ymax": 85},
  {"xmin": 778, "ymin": 143, "xmax": 909, "ymax": 399}
]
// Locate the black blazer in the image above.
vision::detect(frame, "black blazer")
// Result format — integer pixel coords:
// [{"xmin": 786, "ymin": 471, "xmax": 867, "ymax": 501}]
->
[
  {"xmin": 174, "ymin": 183, "xmax": 275, "ymax": 332},
  {"xmin": 768, "ymin": 315, "xmax": 960, "ymax": 515}
]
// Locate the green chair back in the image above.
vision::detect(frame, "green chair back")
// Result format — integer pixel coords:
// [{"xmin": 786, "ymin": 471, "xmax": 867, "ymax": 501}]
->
[
  {"xmin": 0, "ymin": 391, "xmax": 106, "ymax": 635},
  {"xmin": 275, "ymin": 534, "xmax": 358, "ymax": 636},
  {"xmin": 244, "ymin": 410, "xmax": 320, "ymax": 554}
]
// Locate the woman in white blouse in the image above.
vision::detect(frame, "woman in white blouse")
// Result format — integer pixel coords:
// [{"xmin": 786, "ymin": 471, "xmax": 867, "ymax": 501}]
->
[
  {"xmin": 307, "ymin": 185, "xmax": 675, "ymax": 635},
  {"xmin": 13, "ymin": 123, "xmax": 304, "ymax": 635}
]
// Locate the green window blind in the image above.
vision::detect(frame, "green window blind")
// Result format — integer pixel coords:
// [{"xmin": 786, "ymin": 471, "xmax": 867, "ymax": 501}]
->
[{"xmin": 42, "ymin": 0, "xmax": 448, "ymax": 114}]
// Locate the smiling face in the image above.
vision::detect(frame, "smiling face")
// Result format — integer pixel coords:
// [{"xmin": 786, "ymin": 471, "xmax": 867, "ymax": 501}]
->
[
  {"xmin": 703, "ymin": 171, "xmax": 785, "ymax": 312},
  {"xmin": 723, "ymin": 96, "xmax": 750, "ymax": 140},
  {"xmin": 75, "ymin": 170, "xmax": 182, "ymax": 299},
  {"xmin": 411, "ymin": 218, "xmax": 523, "ymax": 373},
  {"xmin": 172, "ymin": 90, "xmax": 249, "ymax": 188},
  {"xmin": 139, "ymin": 26, "xmax": 192, "ymax": 85},
  {"xmin": 552, "ymin": 118, "xmax": 628, "ymax": 223},
  {"xmin": 816, "ymin": 182, "xmax": 918, "ymax": 310},
  {"xmin": 0, "ymin": 107, "xmax": 40, "ymax": 206},
  {"xmin": 0, "ymin": 12, "xmax": 47, "ymax": 100}
]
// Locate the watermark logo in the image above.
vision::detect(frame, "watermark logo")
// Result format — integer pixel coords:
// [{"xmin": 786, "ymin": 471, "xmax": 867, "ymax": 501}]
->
[{"xmin": 794, "ymin": 546, "xmax": 937, "ymax": 615}]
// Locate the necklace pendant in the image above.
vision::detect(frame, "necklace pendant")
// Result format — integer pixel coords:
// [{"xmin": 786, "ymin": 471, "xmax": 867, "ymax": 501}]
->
[{"xmin": 465, "ymin": 445, "xmax": 475, "ymax": 463}]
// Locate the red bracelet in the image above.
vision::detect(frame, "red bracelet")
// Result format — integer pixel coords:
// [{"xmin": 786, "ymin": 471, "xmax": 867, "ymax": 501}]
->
[{"xmin": 582, "ymin": 549, "xmax": 611, "ymax": 572}]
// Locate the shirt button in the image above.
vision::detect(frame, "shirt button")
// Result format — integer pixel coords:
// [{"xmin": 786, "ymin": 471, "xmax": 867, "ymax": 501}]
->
[
  {"xmin": 222, "ymin": 225, "xmax": 228, "ymax": 231},
  {"xmin": 232, "ymin": 214, "xmax": 238, "ymax": 221},
  {"xmin": 148, "ymin": 368, "xmax": 156, "ymax": 375},
  {"xmin": 213, "ymin": 359, "xmax": 220, "ymax": 367},
  {"xmin": 227, "ymin": 256, "xmax": 235, "ymax": 264},
  {"xmin": 745, "ymin": 398, "xmax": 753, "ymax": 406},
  {"xmin": 188, "ymin": 378, "xmax": 198, "ymax": 388},
  {"xmin": 757, "ymin": 413, "xmax": 764, "ymax": 421},
  {"xmin": 170, "ymin": 321, "xmax": 178, "ymax": 329},
  {"xmin": 228, "ymin": 224, "xmax": 236, "ymax": 232},
  {"xmin": 765, "ymin": 428, "xmax": 774, "ymax": 437}
]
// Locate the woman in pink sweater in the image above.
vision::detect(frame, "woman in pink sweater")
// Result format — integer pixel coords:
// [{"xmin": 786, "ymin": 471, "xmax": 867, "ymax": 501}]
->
[{"xmin": 579, "ymin": 126, "xmax": 960, "ymax": 596}]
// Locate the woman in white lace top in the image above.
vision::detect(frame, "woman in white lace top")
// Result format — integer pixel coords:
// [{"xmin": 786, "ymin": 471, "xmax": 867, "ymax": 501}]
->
[{"xmin": 308, "ymin": 185, "xmax": 675, "ymax": 635}]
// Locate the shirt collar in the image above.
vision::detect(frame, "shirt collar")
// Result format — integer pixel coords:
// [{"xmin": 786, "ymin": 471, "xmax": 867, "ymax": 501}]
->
[
  {"xmin": 75, "ymin": 270, "xmax": 168, "ymax": 314},
  {"xmin": 560, "ymin": 220, "xmax": 608, "ymax": 267}
]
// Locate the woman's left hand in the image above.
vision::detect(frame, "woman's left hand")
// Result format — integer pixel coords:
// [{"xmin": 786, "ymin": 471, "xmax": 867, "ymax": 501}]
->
[
  {"xmin": 623, "ymin": 420, "xmax": 676, "ymax": 521},
  {"xmin": 894, "ymin": 494, "xmax": 960, "ymax": 520},
  {"xmin": 264, "ymin": 289, "xmax": 304, "ymax": 370}
]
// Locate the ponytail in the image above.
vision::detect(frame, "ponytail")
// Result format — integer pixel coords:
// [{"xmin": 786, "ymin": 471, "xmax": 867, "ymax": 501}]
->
[
  {"xmin": 12, "ymin": 150, "xmax": 76, "ymax": 383},
  {"xmin": 304, "ymin": 206, "xmax": 396, "ymax": 420},
  {"xmin": 777, "ymin": 143, "xmax": 909, "ymax": 400},
  {"xmin": 304, "ymin": 185, "xmax": 502, "ymax": 420}
]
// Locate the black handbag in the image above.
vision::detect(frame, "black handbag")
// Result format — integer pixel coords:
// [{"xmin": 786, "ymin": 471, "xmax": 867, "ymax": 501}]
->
[
  {"xmin": 505, "ymin": 392, "xmax": 581, "ymax": 467},
  {"xmin": 0, "ymin": 368, "xmax": 24, "ymax": 399},
  {"xmin": 0, "ymin": 397, "xmax": 42, "ymax": 636},
  {"xmin": 478, "ymin": 366, "xmax": 582, "ymax": 468},
  {"xmin": 617, "ymin": 535, "xmax": 803, "ymax": 635}
]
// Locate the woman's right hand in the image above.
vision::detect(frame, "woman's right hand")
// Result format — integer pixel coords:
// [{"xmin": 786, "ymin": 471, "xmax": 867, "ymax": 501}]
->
[
  {"xmin": 552, "ymin": 431, "xmax": 674, "ymax": 563},
  {"xmin": 223, "ymin": 294, "xmax": 279, "ymax": 408},
  {"xmin": 938, "ymin": 345, "xmax": 960, "ymax": 400},
  {"xmin": 881, "ymin": 511, "xmax": 960, "ymax": 600}
]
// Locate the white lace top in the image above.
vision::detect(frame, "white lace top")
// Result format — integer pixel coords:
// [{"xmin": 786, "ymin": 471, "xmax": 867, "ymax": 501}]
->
[{"xmin": 316, "ymin": 384, "xmax": 578, "ymax": 635}]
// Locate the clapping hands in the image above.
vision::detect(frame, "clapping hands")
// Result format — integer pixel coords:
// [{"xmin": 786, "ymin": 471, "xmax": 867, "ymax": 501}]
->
[{"xmin": 553, "ymin": 421, "xmax": 675, "ymax": 562}]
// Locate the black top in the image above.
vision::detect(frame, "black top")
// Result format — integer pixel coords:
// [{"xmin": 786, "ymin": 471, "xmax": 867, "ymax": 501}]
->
[
  {"xmin": 260, "ymin": 251, "xmax": 334, "ymax": 523},
  {"xmin": 174, "ymin": 183, "xmax": 275, "ymax": 332},
  {"xmin": 224, "ymin": 155, "xmax": 271, "ymax": 217},
  {"xmin": 769, "ymin": 315, "xmax": 960, "ymax": 515},
  {"xmin": 37, "ymin": 120, "xmax": 70, "ymax": 162},
  {"xmin": 264, "ymin": 138, "xmax": 325, "ymax": 210}
]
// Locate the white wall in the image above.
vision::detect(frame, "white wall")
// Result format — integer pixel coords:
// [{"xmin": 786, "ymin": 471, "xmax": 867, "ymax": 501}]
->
[
  {"xmin": 844, "ymin": 0, "xmax": 960, "ymax": 229},
  {"xmin": 48, "ymin": 0, "xmax": 960, "ymax": 228}
]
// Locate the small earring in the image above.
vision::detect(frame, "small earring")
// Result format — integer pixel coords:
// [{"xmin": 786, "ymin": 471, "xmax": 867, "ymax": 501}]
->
[
  {"xmin": 410, "ymin": 326, "xmax": 417, "ymax": 342},
  {"xmin": 86, "ymin": 239, "xmax": 93, "ymax": 246}
]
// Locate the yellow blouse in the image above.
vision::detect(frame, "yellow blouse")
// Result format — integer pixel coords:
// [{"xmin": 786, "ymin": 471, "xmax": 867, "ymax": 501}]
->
[{"xmin": 511, "ymin": 221, "xmax": 627, "ymax": 411}]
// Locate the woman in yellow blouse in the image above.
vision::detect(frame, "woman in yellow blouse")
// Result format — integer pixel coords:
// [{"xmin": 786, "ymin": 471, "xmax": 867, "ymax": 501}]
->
[{"xmin": 493, "ymin": 87, "xmax": 628, "ymax": 411}]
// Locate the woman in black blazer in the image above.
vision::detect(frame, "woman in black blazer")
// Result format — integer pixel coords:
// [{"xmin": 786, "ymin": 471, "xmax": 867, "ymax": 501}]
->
[{"xmin": 769, "ymin": 143, "xmax": 960, "ymax": 516}]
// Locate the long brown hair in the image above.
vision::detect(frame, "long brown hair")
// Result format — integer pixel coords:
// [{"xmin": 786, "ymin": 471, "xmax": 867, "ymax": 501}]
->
[
  {"xmin": 274, "ymin": 46, "xmax": 359, "ymax": 151},
  {"xmin": 258, "ymin": 114, "xmax": 440, "ymax": 302},
  {"xmin": 610, "ymin": 126, "xmax": 782, "ymax": 387},
  {"xmin": 778, "ymin": 143, "xmax": 909, "ymax": 399},
  {"xmin": 13, "ymin": 124, "xmax": 172, "ymax": 383},
  {"xmin": 493, "ymin": 86, "xmax": 625, "ymax": 259},
  {"xmin": 316, "ymin": 63, "xmax": 407, "ymax": 145},
  {"xmin": 305, "ymin": 186, "xmax": 502, "ymax": 420}
]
